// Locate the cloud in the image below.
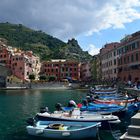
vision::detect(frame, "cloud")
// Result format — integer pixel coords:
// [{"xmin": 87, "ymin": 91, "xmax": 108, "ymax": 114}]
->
[
  {"xmin": 86, "ymin": 44, "xmax": 100, "ymax": 56},
  {"xmin": 0, "ymin": 0, "xmax": 140, "ymax": 40}
]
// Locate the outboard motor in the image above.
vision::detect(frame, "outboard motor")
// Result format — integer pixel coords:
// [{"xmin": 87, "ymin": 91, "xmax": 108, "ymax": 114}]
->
[
  {"xmin": 82, "ymin": 99, "xmax": 88, "ymax": 106},
  {"xmin": 26, "ymin": 118, "xmax": 36, "ymax": 126},
  {"xmin": 40, "ymin": 107, "xmax": 49, "ymax": 113},
  {"xmin": 94, "ymin": 95, "xmax": 99, "ymax": 99},
  {"xmin": 55, "ymin": 103, "xmax": 62, "ymax": 111}
]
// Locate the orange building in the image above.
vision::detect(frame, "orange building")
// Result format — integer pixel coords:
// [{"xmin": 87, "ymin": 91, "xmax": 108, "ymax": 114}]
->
[{"xmin": 41, "ymin": 59, "xmax": 80, "ymax": 81}]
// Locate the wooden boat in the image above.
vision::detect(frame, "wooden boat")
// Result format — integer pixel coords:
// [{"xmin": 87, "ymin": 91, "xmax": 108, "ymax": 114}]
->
[
  {"xmin": 26, "ymin": 120, "xmax": 100, "ymax": 139},
  {"xmin": 35, "ymin": 108, "xmax": 121, "ymax": 128},
  {"xmin": 80, "ymin": 102, "xmax": 126, "ymax": 112},
  {"xmin": 90, "ymin": 85, "xmax": 117, "ymax": 95},
  {"xmin": 93, "ymin": 98, "xmax": 139, "ymax": 105}
]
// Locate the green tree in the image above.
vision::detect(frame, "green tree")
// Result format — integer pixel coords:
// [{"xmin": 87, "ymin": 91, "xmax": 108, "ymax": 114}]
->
[
  {"xmin": 39, "ymin": 75, "xmax": 47, "ymax": 81},
  {"xmin": 48, "ymin": 75, "xmax": 56, "ymax": 82},
  {"xmin": 29, "ymin": 74, "xmax": 35, "ymax": 81}
]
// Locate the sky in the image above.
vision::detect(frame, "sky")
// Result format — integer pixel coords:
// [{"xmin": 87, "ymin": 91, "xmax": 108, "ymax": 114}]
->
[{"xmin": 0, "ymin": 0, "xmax": 140, "ymax": 56}]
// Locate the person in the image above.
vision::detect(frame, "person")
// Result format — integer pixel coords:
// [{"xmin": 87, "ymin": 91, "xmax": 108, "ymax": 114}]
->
[
  {"xmin": 67, "ymin": 100, "xmax": 77, "ymax": 108},
  {"xmin": 77, "ymin": 103, "xmax": 82, "ymax": 108},
  {"xmin": 128, "ymin": 80, "xmax": 131, "ymax": 87},
  {"xmin": 124, "ymin": 91, "xmax": 128, "ymax": 98}
]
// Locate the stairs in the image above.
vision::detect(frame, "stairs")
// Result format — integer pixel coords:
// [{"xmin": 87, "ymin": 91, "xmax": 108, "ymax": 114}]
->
[
  {"xmin": 120, "ymin": 113, "xmax": 140, "ymax": 140},
  {"xmin": 112, "ymin": 130, "xmax": 122, "ymax": 140}
]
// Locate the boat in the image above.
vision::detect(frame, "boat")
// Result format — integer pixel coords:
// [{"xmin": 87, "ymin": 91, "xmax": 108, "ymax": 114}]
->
[
  {"xmin": 80, "ymin": 102, "xmax": 126, "ymax": 112},
  {"xmin": 90, "ymin": 85, "xmax": 117, "ymax": 95},
  {"xmin": 35, "ymin": 108, "xmax": 121, "ymax": 128},
  {"xmin": 93, "ymin": 97, "xmax": 139, "ymax": 105},
  {"xmin": 26, "ymin": 120, "xmax": 100, "ymax": 139}
]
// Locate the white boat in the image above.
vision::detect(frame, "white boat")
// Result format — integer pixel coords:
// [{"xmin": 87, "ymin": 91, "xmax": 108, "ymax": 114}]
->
[
  {"xmin": 26, "ymin": 120, "xmax": 100, "ymax": 139},
  {"xmin": 35, "ymin": 108, "xmax": 121, "ymax": 127},
  {"xmin": 90, "ymin": 85, "xmax": 117, "ymax": 94}
]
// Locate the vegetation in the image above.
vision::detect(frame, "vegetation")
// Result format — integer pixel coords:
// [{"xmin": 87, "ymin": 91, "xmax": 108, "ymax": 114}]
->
[
  {"xmin": 29, "ymin": 74, "xmax": 35, "ymax": 81},
  {"xmin": 39, "ymin": 75, "xmax": 47, "ymax": 81},
  {"xmin": 48, "ymin": 75, "xmax": 56, "ymax": 81},
  {"xmin": 0, "ymin": 22, "xmax": 92, "ymax": 61}
]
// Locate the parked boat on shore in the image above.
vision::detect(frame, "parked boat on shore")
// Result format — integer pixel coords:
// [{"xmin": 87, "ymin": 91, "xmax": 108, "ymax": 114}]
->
[{"xmin": 26, "ymin": 120, "xmax": 100, "ymax": 139}]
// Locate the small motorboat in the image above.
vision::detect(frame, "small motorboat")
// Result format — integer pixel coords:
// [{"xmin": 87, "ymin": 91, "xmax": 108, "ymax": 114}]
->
[
  {"xmin": 80, "ymin": 102, "xmax": 126, "ymax": 112},
  {"xmin": 26, "ymin": 120, "xmax": 100, "ymax": 139},
  {"xmin": 90, "ymin": 85, "xmax": 117, "ymax": 95},
  {"xmin": 35, "ymin": 108, "xmax": 121, "ymax": 128}
]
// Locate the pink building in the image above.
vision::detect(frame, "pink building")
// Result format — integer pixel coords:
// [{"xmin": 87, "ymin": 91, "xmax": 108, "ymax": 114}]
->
[
  {"xmin": 11, "ymin": 51, "xmax": 40, "ymax": 81},
  {"xmin": 0, "ymin": 39, "xmax": 41, "ymax": 81},
  {"xmin": 0, "ymin": 39, "xmax": 13, "ymax": 68}
]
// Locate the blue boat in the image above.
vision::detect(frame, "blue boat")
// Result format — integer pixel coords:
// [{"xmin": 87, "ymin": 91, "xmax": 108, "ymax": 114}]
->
[
  {"xmin": 79, "ymin": 102, "xmax": 127, "ymax": 118},
  {"xmin": 26, "ymin": 120, "xmax": 100, "ymax": 139}
]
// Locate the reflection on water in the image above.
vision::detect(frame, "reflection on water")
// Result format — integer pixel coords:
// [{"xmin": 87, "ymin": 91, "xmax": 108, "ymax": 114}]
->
[
  {"xmin": 0, "ymin": 89, "xmax": 127, "ymax": 140},
  {"xmin": 0, "ymin": 89, "xmax": 89, "ymax": 140}
]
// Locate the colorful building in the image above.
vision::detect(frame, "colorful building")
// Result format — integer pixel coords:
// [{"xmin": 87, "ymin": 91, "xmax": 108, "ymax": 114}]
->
[
  {"xmin": 80, "ymin": 62, "xmax": 91, "ymax": 82},
  {"xmin": 11, "ymin": 51, "xmax": 40, "ymax": 81},
  {"xmin": 41, "ymin": 59, "xmax": 80, "ymax": 81},
  {"xmin": 0, "ymin": 38, "xmax": 41, "ymax": 82},
  {"xmin": 100, "ymin": 42, "xmax": 120, "ymax": 81},
  {"xmin": 117, "ymin": 32, "xmax": 140, "ymax": 82}
]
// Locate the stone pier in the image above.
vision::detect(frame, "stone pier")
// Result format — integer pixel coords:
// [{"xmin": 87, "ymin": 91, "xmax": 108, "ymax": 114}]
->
[{"xmin": 120, "ymin": 112, "xmax": 140, "ymax": 140}]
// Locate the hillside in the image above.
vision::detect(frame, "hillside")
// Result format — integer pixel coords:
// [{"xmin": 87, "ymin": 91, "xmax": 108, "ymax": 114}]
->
[{"xmin": 0, "ymin": 22, "xmax": 92, "ymax": 61}]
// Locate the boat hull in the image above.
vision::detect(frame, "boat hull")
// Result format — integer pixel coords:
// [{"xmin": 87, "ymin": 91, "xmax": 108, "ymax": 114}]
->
[
  {"xmin": 35, "ymin": 113, "xmax": 120, "ymax": 129},
  {"xmin": 27, "ymin": 121, "xmax": 99, "ymax": 139}
]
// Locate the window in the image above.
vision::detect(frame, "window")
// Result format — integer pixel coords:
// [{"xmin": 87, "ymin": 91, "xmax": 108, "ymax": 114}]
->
[
  {"xmin": 114, "ymin": 69, "xmax": 116, "ymax": 73},
  {"xmin": 62, "ymin": 67, "xmax": 64, "ymax": 72},
  {"xmin": 127, "ymin": 56, "xmax": 129, "ymax": 63},
  {"xmin": 131, "ymin": 54, "xmax": 134, "ymax": 62},
  {"xmin": 136, "ymin": 53, "xmax": 139, "ymax": 61},
  {"xmin": 136, "ymin": 41, "xmax": 139, "ymax": 48},
  {"xmin": 132, "ymin": 43, "xmax": 135, "ymax": 50},
  {"xmin": 124, "ymin": 57, "xmax": 126, "ymax": 64}
]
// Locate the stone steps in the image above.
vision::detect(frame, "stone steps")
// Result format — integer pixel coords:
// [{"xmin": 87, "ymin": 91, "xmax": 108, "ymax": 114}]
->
[
  {"xmin": 120, "ymin": 113, "xmax": 140, "ymax": 140},
  {"xmin": 127, "ymin": 125, "xmax": 140, "ymax": 136},
  {"xmin": 131, "ymin": 113, "xmax": 140, "ymax": 126},
  {"xmin": 120, "ymin": 132, "xmax": 140, "ymax": 140}
]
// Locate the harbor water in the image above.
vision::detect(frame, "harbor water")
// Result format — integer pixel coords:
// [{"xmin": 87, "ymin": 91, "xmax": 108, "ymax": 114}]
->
[{"xmin": 0, "ymin": 89, "xmax": 132, "ymax": 140}]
